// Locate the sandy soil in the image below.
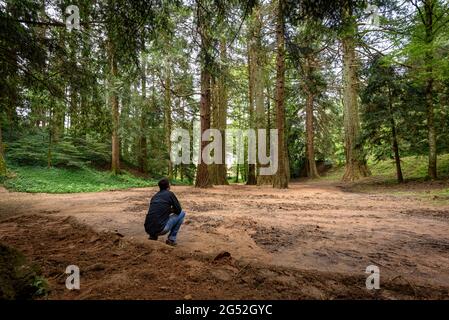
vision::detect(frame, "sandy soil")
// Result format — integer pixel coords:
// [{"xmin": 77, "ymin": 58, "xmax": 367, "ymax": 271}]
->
[{"xmin": 1, "ymin": 182, "xmax": 449, "ymax": 299}]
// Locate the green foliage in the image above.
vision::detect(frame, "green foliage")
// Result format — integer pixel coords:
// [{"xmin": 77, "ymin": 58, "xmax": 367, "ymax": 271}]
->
[
  {"xmin": 1, "ymin": 0, "xmax": 448, "ymax": 186},
  {"xmin": 3, "ymin": 166, "xmax": 157, "ymax": 193},
  {"xmin": 6, "ymin": 131, "xmax": 110, "ymax": 168},
  {"xmin": 6, "ymin": 133, "xmax": 48, "ymax": 166},
  {"xmin": 32, "ymin": 276, "xmax": 49, "ymax": 298},
  {"xmin": 0, "ymin": 153, "xmax": 6, "ymax": 176},
  {"xmin": 0, "ymin": 244, "xmax": 49, "ymax": 300},
  {"xmin": 361, "ymin": 56, "xmax": 405, "ymax": 161}
]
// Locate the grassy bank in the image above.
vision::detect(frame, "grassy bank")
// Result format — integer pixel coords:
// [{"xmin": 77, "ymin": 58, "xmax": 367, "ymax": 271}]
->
[
  {"xmin": 323, "ymin": 154, "xmax": 449, "ymax": 182},
  {"xmin": 1, "ymin": 166, "xmax": 159, "ymax": 193},
  {"xmin": 321, "ymin": 154, "xmax": 449, "ymax": 204}
]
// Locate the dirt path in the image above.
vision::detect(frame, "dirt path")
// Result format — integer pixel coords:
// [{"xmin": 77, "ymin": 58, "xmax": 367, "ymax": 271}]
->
[{"xmin": 1, "ymin": 182, "xmax": 449, "ymax": 298}]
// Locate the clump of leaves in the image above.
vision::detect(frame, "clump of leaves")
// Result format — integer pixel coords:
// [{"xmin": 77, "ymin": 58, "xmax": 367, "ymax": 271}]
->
[{"xmin": 32, "ymin": 276, "xmax": 49, "ymax": 298}]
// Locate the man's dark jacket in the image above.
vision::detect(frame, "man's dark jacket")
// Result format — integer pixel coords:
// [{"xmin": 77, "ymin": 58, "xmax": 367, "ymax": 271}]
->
[{"xmin": 144, "ymin": 189, "xmax": 182, "ymax": 236}]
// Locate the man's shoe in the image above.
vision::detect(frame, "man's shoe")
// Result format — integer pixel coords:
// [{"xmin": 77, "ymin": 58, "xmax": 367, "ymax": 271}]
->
[
  {"xmin": 165, "ymin": 239, "xmax": 177, "ymax": 246},
  {"xmin": 149, "ymin": 235, "xmax": 158, "ymax": 241}
]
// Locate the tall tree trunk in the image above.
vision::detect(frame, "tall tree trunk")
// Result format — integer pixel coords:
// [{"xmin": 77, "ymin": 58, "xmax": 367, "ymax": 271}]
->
[
  {"xmin": 0, "ymin": 119, "xmax": 6, "ymax": 176},
  {"xmin": 70, "ymin": 87, "xmax": 78, "ymax": 136},
  {"xmin": 341, "ymin": 1, "xmax": 369, "ymax": 181},
  {"xmin": 178, "ymin": 97, "xmax": 187, "ymax": 182},
  {"xmin": 5, "ymin": 2, "xmax": 19, "ymax": 140},
  {"xmin": 108, "ymin": 39, "xmax": 120, "ymax": 175},
  {"xmin": 391, "ymin": 118, "xmax": 403, "ymax": 183},
  {"xmin": 258, "ymin": 81, "xmax": 273, "ymax": 185},
  {"xmin": 426, "ymin": 77, "xmax": 436, "ymax": 179},
  {"xmin": 253, "ymin": 3, "xmax": 268, "ymax": 185},
  {"xmin": 138, "ymin": 49, "xmax": 148, "ymax": 173},
  {"xmin": 215, "ymin": 40, "xmax": 229, "ymax": 185},
  {"xmin": 69, "ymin": 38, "xmax": 78, "ymax": 136},
  {"xmin": 80, "ymin": 90, "xmax": 88, "ymax": 136},
  {"xmin": 47, "ymin": 105, "xmax": 53, "ymax": 168},
  {"xmin": 195, "ymin": 1, "xmax": 212, "ymax": 188},
  {"xmin": 247, "ymin": 20, "xmax": 257, "ymax": 185},
  {"xmin": 305, "ymin": 92, "xmax": 319, "ymax": 178},
  {"xmin": 53, "ymin": 88, "xmax": 65, "ymax": 142},
  {"xmin": 195, "ymin": 66, "xmax": 212, "ymax": 187},
  {"xmin": 388, "ymin": 89, "xmax": 403, "ymax": 183},
  {"xmin": 79, "ymin": 4, "xmax": 91, "ymax": 137},
  {"xmin": 209, "ymin": 75, "xmax": 218, "ymax": 183},
  {"xmin": 304, "ymin": 55, "xmax": 319, "ymax": 178},
  {"xmin": 165, "ymin": 64, "xmax": 173, "ymax": 179},
  {"xmin": 424, "ymin": 0, "xmax": 437, "ymax": 179},
  {"xmin": 272, "ymin": 0, "xmax": 288, "ymax": 189}
]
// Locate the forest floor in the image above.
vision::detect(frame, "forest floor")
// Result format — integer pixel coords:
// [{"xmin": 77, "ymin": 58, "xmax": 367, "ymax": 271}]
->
[{"xmin": 1, "ymin": 180, "xmax": 449, "ymax": 299}]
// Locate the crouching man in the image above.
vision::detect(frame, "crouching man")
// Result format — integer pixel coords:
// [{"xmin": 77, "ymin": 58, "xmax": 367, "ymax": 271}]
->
[{"xmin": 144, "ymin": 178, "xmax": 186, "ymax": 246}]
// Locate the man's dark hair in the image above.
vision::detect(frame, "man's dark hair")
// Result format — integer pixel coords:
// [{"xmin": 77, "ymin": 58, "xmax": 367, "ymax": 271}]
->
[{"xmin": 158, "ymin": 178, "xmax": 170, "ymax": 191}]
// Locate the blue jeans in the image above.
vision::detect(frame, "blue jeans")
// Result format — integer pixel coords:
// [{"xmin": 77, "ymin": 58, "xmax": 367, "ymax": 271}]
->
[{"xmin": 159, "ymin": 211, "xmax": 185, "ymax": 242}]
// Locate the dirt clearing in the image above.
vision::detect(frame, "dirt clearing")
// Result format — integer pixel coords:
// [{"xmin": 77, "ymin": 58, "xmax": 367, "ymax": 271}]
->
[{"xmin": 1, "ymin": 182, "xmax": 449, "ymax": 299}]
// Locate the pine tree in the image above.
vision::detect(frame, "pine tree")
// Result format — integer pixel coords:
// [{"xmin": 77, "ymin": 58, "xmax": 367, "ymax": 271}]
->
[{"xmin": 272, "ymin": 0, "xmax": 289, "ymax": 189}]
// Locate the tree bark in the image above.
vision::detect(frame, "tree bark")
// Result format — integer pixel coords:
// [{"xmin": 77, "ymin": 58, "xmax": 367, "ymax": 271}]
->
[
  {"xmin": 69, "ymin": 38, "xmax": 78, "ymax": 136},
  {"xmin": 210, "ymin": 42, "xmax": 229, "ymax": 186},
  {"xmin": 53, "ymin": 88, "xmax": 65, "ymax": 143},
  {"xmin": 80, "ymin": 90, "xmax": 88, "ymax": 136},
  {"xmin": 424, "ymin": 0, "xmax": 437, "ymax": 179},
  {"xmin": 257, "ymin": 81, "xmax": 273, "ymax": 185},
  {"xmin": 304, "ymin": 55, "xmax": 319, "ymax": 178},
  {"xmin": 215, "ymin": 40, "xmax": 229, "ymax": 185},
  {"xmin": 47, "ymin": 105, "xmax": 53, "ymax": 168},
  {"xmin": 0, "ymin": 119, "xmax": 6, "ymax": 176},
  {"xmin": 70, "ymin": 86, "xmax": 78, "ymax": 136},
  {"xmin": 138, "ymin": 49, "xmax": 148, "ymax": 173},
  {"xmin": 247, "ymin": 18, "xmax": 257, "ymax": 185},
  {"xmin": 388, "ymin": 89, "xmax": 403, "ymax": 183},
  {"xmin": 391, "ymin": 117, "xmax": 403, "ymax": 183},
  {"xmin": 177, "ymin": 97, "xmax": 186, "ymax": 181},
  {"xmin": 195, "ymin": 1, "xmax": 212, "ymax": 188},
  {"xmin": 108, "ymin": 39, "xmax": 120, "ymax": 175},
  {"xmin": 235, "ymin": 163, "xmax": 240, "ymax": 183},
  {"xmin": 272, "ymin": 0, "xmax": 288, "ymax": 189},
  {"xmin": 195, "ymin": 67, "xmax": 212, "ymax": 188},
  {"xmin": 426, "ymin": 77, "xmax": 436, "ymax": 179},
  {"xmin": 209, "ymin": 75, "xmax": 219, "ymax": 183},
  {"xmin": 165, "ymin": 64, "xmax": 173, "ymax": 179},
  {"xmin": 341, "ymin": 1, "xmax": 369, "ymax": 181},
  {"xmin": 305, "ymin": 92, "xmax": 319, "ymax": 178},
  {"xmin": 79, "ymin": 8, "xmax": 91, "ymax": 137},
  {"xmin": 253, "ymin": 3, "xmax": 268, "ymax": 185}
]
